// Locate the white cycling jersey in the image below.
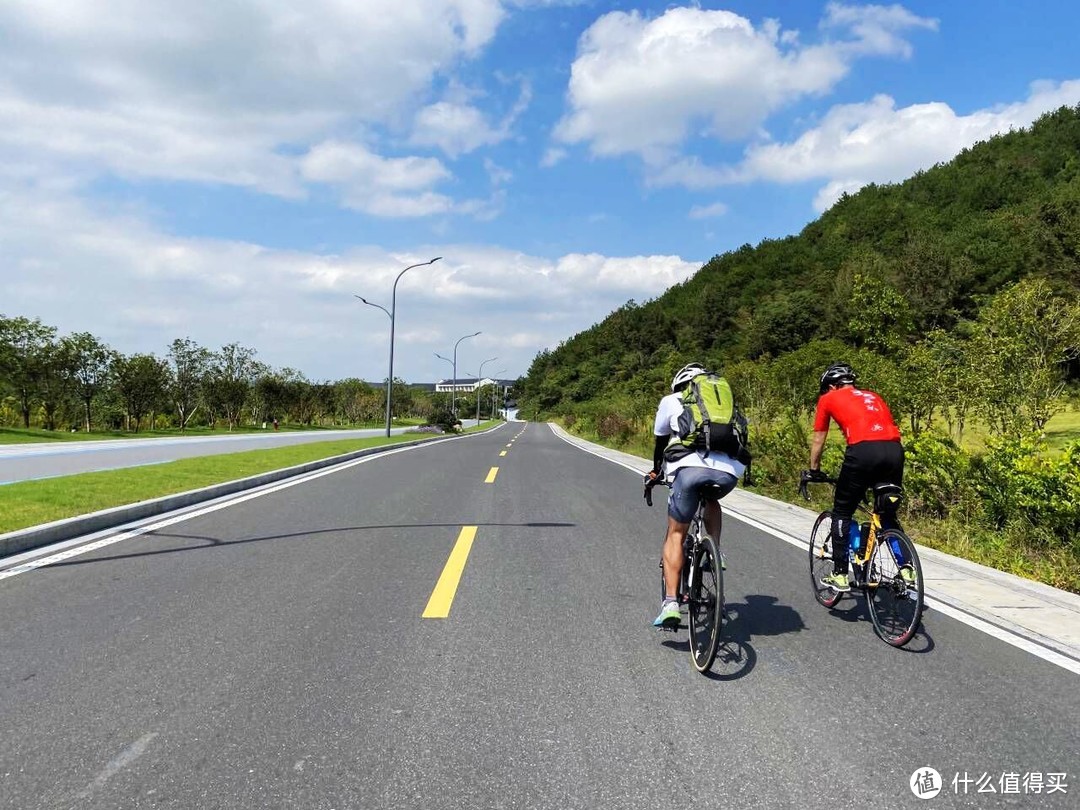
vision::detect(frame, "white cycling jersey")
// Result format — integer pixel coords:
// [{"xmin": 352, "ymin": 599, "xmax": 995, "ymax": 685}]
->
[{"xmin": 653, "ymin": 393, "xmax": 745, "ymax": 479}]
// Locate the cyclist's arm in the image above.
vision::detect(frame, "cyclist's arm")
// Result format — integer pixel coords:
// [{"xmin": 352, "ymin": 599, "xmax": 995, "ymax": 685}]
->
[
  {"xmin": 809, "ymin": 430, "xmax": 828, "ymax": 470},
  {"xmin": 810, "ymin": 395, "xmax": 832, "ymax": 470},
  {"xmin": 651, "ymin": 434, "xmax": 667, "ymax": 476}
]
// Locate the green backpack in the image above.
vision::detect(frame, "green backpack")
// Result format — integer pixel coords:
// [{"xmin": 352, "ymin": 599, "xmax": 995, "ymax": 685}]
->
[{"xmin": 664, "ymin": 372, "xmax": 751, "ymax": 465}]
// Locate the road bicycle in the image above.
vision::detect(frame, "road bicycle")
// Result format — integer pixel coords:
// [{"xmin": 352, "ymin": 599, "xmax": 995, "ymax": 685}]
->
[
  {"xmin": 644, "ymin": 477, "xmax": 725, "ymax": 672},
  {"xmin": 799, "ymin": 471, "xmax": 924, "ymax": 647}
]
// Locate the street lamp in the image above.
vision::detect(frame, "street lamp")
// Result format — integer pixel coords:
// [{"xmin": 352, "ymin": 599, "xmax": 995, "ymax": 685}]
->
[
  {"xmin": 440, "ymin": 332, "xmax": 480, "ymax": 418},
  {"xmin": 474, "ymin": 357, "xmax": 497, "ymax": 423},
  {"xmin": 491, "ymin": 368, "xmax": 506, "ymax": 419},
  {"xmin": 434, "ymin": 353, "xmax": 454, "ymax": 414},
  {"xmin": 355, "ymin": 256, "xmax": 442, "ymax": 437}
]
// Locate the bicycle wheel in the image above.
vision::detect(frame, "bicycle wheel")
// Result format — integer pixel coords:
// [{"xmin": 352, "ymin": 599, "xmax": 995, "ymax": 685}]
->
[
  {"xmin": 866, "ymin": 529, "xmax": 924, "ymax": 647},
  {"xmin": 687, "ymin": 531, "xmax": 724, "ymax": 672},
  {"xmin": 809, "ymin": 511, "xmax": 842, "ymax": 608}
]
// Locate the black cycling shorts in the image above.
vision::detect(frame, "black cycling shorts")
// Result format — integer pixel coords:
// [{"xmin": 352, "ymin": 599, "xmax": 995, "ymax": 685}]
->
[{"xmin": 833, "ymin": 440, "xmax": 904, "ymax": 520}]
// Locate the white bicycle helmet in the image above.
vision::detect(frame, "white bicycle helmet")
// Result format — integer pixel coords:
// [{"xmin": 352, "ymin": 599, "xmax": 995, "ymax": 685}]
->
[
  {"xmin": 819, "ymin": 362, "xmax": 857, "ymax": 394},
  {"xmin": 671, "ymin": 362, "xmax": 706, "ymax": 392}
]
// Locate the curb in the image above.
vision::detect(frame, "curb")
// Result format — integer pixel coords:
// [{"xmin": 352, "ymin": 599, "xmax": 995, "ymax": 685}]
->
[{"xmin": 0, "ymin": 426, "xmax": 498, "ymax": 560}]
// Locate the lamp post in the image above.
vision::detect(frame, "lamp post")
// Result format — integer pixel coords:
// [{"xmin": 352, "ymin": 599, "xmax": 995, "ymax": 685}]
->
[
  {"xmin": 475, "ymin": 357, "xmax": 497, "ymax": 423},
  {"xmin": 356, "ymin": 256, "xmax": 442, "ymax": 437},
  {"xmin": 491, "ymin": 368, "xmax": 506, "ymax": 419},
  {"xmin": 434, "ymin": 353, "xmax": 454, "ymax": 414},
  {"xmin": 439, "ymin": 331, "xmax": 480, "ymax": 418}
]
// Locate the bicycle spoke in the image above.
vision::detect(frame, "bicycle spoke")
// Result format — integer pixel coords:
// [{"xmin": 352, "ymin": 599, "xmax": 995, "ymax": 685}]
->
[
  {"xmin": 809, "ymin": 512, "xmax": 842, "ymax": 608},
  {"xmin": 867, "ymin": 529, "xmax": 924, "ymax": 647}
]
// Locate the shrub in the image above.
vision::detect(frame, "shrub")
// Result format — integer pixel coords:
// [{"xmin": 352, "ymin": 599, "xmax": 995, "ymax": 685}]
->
[
  {"xmin": 904, "ymin": 434, "xmax": 972, "ymax": 518},
  {"xmin": 426, "ymin": 408, "xmax": 459, "ymax": 432},
  {"xmin": 970, "ymin": 434, "xmax": 1080, "ymax": 543}
]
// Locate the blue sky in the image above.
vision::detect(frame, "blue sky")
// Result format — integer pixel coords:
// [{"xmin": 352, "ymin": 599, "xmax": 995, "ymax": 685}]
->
[{"xmin": 2, "ymin": 1, "xmax": 1078, "ymax": 385}]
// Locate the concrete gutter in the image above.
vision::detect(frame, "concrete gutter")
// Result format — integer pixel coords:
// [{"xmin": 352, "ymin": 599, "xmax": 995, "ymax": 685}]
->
[{"xmin": 0, "ymin": 426, "xmax": 499, "ymax": 559}]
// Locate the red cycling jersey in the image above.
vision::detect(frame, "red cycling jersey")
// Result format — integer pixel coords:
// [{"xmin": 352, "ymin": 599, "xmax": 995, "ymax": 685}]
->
[{"xmin": 813, "ymin": 387, "xmax": 901, "ymax": 445}]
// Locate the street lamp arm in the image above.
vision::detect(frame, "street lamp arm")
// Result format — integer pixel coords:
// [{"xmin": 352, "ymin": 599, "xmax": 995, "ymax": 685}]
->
[{"xmin": 354, "ymin": 295, "xmax": 391, "ymax": 319}]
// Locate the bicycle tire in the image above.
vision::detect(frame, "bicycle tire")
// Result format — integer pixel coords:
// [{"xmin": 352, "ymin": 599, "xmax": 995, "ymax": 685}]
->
[
  {"xmin": 866, "ymin": 528, "xmax": 924, "ymax": 647},
  {"xmin": 687, "ymin": 530, "xmax": 724, "ymax": 672},
  {"xmin": 809, "ymin": 511, "xmax": 842, "ymax": 608}
]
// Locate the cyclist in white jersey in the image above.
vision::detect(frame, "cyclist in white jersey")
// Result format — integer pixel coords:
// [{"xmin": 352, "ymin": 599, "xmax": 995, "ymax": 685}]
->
[{"xmin": 647, "ymin": 363, "xmax": 745, "ymax": 628}]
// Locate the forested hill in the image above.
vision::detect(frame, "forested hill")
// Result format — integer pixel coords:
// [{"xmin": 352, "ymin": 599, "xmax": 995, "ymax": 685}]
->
[{"xmin": 522, "ymin": 104, "xmax": 1080, "ymax": 415}]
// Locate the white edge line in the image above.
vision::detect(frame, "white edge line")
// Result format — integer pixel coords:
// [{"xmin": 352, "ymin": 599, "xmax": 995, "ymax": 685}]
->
[
  {"xmin": 0, "ymin": 428, "xmax": 500, "ymax": 582},
  {"xmin": 549, "ymin": 423, "xmax": 1080, "ymax": 676}
]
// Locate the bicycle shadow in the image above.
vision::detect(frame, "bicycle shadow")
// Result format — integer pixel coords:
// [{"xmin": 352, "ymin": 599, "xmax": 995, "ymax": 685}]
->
[
  {"xmin": 661, "ymin": 594, "xmax": 806, "ymax": 680},
  {"xmin": 822, "ymin": 594, "xmax": 936, "ymax": 653}
]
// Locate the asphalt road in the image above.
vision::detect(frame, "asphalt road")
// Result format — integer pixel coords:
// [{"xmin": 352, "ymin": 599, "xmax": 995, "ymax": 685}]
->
[
  {"xmin": 0, "ymin": 423, "xmax": 477, "ymax": 485},
  {"xmin": 0, "ymin": 423, "xmax": 1076, "ymax": 809}
]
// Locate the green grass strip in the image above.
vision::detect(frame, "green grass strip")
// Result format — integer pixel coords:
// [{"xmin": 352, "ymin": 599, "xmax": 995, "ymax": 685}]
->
[{"xmin": 0, "ymin": 422, "xmax": 497, "ymax": 535}]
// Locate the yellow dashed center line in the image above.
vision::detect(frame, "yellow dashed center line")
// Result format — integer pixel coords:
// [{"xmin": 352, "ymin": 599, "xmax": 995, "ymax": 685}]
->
[
  {"xmin": 422, "ymin": 526, "xmax": 478, "ymax": 618},
  {"xmin": 499, "ymin": 450, "xmax": 507, "ymax": 457},
  {"xmin": 485, "ymin": 466, "xmax": 499, "ymax": 483}
]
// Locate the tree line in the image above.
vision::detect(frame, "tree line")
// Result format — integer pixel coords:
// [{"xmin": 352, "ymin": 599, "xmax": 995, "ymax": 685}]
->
[{"xmin": 0, "ymin": 321, "xmax": 509, "ymax": 433}]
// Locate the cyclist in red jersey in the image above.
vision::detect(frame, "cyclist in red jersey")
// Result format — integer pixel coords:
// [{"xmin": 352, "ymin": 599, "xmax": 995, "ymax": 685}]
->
[{"xmin": 808, "ymin": 363, "xmax": 904, "ymax": 592}]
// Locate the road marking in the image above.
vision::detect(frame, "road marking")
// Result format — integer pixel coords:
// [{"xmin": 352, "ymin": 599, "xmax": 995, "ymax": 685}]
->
[
  {"xmin": 423, "ymin": 526, "xmax": 478, "ymax": 618},
  {"xmin": 76, "ymin": 732, "xmax": 159, "ymax": 800},
  {"xmin": 499, "ymin": 451, "xmax": 507, "ymax": 457},
  {"xmin": 0, "ymin": 431, "xmax": 497, "ymax": 582},
  {"xmin": 485, "ymin": 467, "xmax": 499, "ymax": 483}
]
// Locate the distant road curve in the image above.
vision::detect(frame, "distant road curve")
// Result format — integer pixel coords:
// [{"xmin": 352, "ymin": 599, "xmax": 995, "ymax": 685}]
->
[{"xmin": 0, "ymin": 422, "xmax": 479, "ymax": 485}]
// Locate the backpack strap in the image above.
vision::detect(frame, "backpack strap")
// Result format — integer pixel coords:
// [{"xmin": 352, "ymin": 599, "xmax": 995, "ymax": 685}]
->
[{"xmin": 691, "ymin": 378, "xmax": 712, "ymax": 455}]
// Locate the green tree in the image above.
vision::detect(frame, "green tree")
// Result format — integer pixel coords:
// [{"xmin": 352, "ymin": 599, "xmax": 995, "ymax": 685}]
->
[
  {"xmin": 0, "ymin": 315, "xmax": 57, "ymax": 428},
  {"xmin": 62, "ymin": 332, "xmax": 115, "ymax": 432},
  {"xmin": 847, "ymin": 273, "xmax": 914, "ymax": 353},
  {"xmin": 204, "ymin": 343, "xmax": 258, "ymax": 430},
  {"xmin": 168, "ymin": 338, "xmax": 210, "ymax": 431},
  {"xmin": 113, "ymin": 353, "xmax": 171, "ymax": 432},
  {"xmin": 973, "ymin": 278, "xmax": 1080, "ymax": 431}
]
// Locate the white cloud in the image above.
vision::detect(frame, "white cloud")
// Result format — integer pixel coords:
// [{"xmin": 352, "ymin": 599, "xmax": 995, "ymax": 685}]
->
[
  {"xmin": 688, "ymin": 202, "xmax": 729, "ymax": 220},
  {"xmin": 410, "ymin": 80, "xmax": 532, "ymax": 158},
  {"xmin": 0, "ymin": 0, "xmax": 509, "ymax": 209},
  {"xmin": 0, "ymin": 182, "xmax": 700, "ymax": 382},
  {"xmin": 553, "ymin": 4, "xmax": 936, "ymax": 161},
  {"xmin": 540, "ymin": 147, "xmax": 568, "ymax": 168},
  {"xmin": 734, "ymin": 79, "xmax": 1080, "ymax": 210},
  {"xmin": 299, "ymin": 141, "xmax": 457, "ymax": 217},
  {"xmin": 821, "ymin": 2, "xmax": 938, "ymax": 58}
]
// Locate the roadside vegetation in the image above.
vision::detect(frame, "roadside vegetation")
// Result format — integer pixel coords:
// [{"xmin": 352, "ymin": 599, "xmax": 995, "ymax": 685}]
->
[
  {"xmin": 0, "ymin": 421, "xmax": 498, "ymax": 535},
  {"xmin": 0, "ymin": 329, "xmax": 516, "ymax": 437},
  {"xmin": 520, "ymin": 106, "xmax": 1080, "ymax": 593}
]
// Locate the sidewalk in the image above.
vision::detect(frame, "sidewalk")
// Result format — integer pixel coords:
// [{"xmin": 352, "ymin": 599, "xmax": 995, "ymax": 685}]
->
[{"xmin": 549, "ymin": 424, "xmax": 1080, "ymax": 674}]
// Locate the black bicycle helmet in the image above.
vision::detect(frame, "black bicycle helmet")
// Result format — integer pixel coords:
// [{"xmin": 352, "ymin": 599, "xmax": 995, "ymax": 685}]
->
[
  {"xmin": 671, "ymin": 362, "xmax": 706, "ymax": 392},
  {"xmin": 819, "ymin": 362, "xmax": 856, "ymax": 394}
]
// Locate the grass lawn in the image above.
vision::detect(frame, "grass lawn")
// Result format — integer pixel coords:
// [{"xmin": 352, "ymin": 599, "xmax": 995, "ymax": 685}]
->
[
  {"xmin": 0, "ymin": 421, "xmax": 498, "ymax": 535},
  {"xmin": 1044, "ymin": 408, "xmax": 1080, "ymax": 453},
  {"xmin": 0, "ymin": 420, "xmax": 425, "ymax": 445}
]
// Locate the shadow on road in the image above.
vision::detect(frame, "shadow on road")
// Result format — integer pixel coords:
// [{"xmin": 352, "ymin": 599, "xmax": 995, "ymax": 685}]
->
[
  {"xmin": 662, "ymin": 594, "xmax": 806, "ymax": 680},
  {"xmin": 43, "ymin": 522, "xmax": 577, "ymax": 568},
  {"xmin": 816, "ymin": 592, "xmax": 936, "ymax": 653}
]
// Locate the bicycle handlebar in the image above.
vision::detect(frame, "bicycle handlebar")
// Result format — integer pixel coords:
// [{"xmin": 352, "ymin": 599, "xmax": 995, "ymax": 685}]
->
[
  {"xmin": 643, "ymin": 474, "xmax": 670, "ymax": 507},
  {"xmin": 798, "ymin": 469, "xmax": 836, "ymax": 501}
]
